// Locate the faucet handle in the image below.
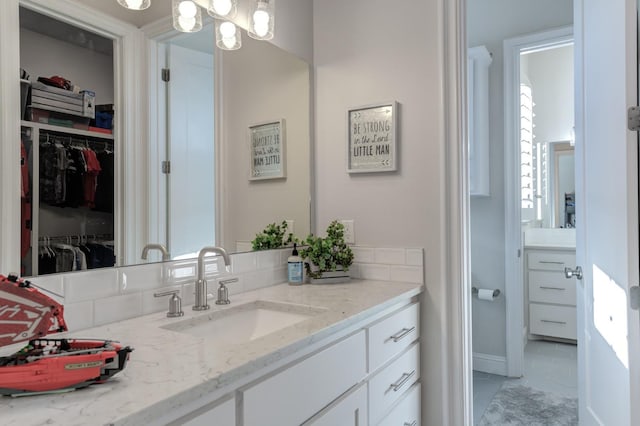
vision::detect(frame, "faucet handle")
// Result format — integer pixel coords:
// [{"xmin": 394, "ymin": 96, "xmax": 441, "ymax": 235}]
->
[
  {"xmin": 154, "ymin": 290, "xmax": 184, "ymax": 318},
  {"xmin": 215, "ymin": 277, "xmax": 238, "ymax": 305}
]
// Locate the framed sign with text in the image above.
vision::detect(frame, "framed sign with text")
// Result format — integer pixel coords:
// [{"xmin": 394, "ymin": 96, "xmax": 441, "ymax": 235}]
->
[
  {"xmin": 249, "ymin": 119, "xmax": 286, "ymax": 180},
  {"xmin": 347, "ymin": 101, "xmax": 398, "ymax": 173}
]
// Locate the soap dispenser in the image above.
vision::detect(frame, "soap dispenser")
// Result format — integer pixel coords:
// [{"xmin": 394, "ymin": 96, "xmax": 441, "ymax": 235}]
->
[{"xmin": 288, "ymin": 243, "xmax": 304, "ymax": 285}]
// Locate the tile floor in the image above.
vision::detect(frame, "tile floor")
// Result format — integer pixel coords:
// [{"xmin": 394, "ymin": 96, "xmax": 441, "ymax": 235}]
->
[{"xmin": 473, "ymin": 340, "xmax": 578, "ymax": 425}]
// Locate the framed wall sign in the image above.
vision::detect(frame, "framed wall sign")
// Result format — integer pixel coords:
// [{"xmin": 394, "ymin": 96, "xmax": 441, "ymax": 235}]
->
[
  {"xmin": 347, "ymin": 101, "xmax": 398, "ymax": 173},
  {"xmin": 249, "ymin": 119, "xmax": 286, "ymax": 180}
]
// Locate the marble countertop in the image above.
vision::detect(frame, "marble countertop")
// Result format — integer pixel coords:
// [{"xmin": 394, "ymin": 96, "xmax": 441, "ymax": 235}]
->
[
  {"xmin": 524, "ymin": 228, "xmax": 576, "ymax": 250},
  {"xmin": 0, "ymin": 280, "xmax": 422, "ymax": 426}
]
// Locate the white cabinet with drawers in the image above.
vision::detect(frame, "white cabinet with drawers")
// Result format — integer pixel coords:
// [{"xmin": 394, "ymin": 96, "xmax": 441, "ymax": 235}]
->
[{"xmin": 526, "ymin": 248, "xmax": 577, "ymax": 340}]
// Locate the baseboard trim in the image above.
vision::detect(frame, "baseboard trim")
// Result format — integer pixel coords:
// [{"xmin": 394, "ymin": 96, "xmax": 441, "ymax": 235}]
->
[{"xmin": 473, "ymin": 352, "xmax": 507, "ymax": 376}]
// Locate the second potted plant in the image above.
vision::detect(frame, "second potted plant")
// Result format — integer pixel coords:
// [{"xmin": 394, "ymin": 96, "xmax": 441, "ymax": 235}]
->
[{"xmin": 300, "ymin": 220, "xmax": 354, "ymax": 284}]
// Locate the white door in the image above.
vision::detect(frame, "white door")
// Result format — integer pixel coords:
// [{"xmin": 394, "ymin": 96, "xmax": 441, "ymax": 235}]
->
[
  {"xmin": 575, "ymin": 0, "xmax": 640, "ymax": 424},
  {"xmin": 167, "ymin": 44, "xmax": 216, "ymax": 258}
]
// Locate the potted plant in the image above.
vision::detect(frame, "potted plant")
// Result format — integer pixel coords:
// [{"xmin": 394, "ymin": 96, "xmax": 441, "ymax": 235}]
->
[
  {"xmin": 251, "ymin": 221, "xmax": 297, "ymax": 251},
  {"xmin": 300, "ymin": 220, "xmax": 354, "ymax": 283}
]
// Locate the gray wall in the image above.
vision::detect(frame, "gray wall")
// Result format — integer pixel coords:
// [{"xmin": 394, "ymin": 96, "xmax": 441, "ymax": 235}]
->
[
  {"xmin": 468, "ymin": 0, "xmax": 573, "ymax": 359},
  {"xmin": 313, "ymin": 0, "xmax": 445, "ymax": 423}
]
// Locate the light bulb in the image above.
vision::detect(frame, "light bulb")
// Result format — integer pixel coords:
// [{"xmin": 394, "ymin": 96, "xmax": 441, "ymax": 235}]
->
[
  {"xmin": 222, "ymin": 36, "xmax": 237, "ymax": 49},
  {"xmin": 178, "ymin": 15, "xmax": 197, "ymax": 31},
  {"xmin": 126, "ymin": 0, "xmax": 144, "ymax": 8},
  {"xmin": 254, "ymin": 23, "xmax": 269, "ymax": 37},
  {"xmin": 219, "ymin": 21, "xmax": 236, "ymax": 38},
  {"xmin": 253, "ymin": 9, "xmax": 270, "ymax": 26},
  {"xmin": 212, "ymin": 0, "xmax": 232, "ymax": 16},
  {"xmin": 178, "ymin": 1, "xmax": 198, "ymax": 18}
]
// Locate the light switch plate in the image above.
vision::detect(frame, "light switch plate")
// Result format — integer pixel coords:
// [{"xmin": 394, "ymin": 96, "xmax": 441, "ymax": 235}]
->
[{"xmin": 340, "ymin": 220, "xmax": 355, "ymax": 244}]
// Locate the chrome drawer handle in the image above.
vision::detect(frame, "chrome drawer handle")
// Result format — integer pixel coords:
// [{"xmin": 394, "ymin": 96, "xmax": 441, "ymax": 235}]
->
[
  {"xmin": 541, "ymin": 319, "xmax": 567, "ymax": 325},
  {"xmin": 540, "ymin": 286, "xmax": 565, "ymax": 291},
  {"xmin": 404, "ymin": 422, "xmax": 417, "ymax": 426},
  {"xmin": 390, "ymin": 370, "xmax": 416, "ymax": 392},
  {"xmin": 539, "ymin": 260, "xmax": 564, "ymax": 265},
  {"xmin": 390, "ymin": 326, "xmax": 416, "ymax": 342}
]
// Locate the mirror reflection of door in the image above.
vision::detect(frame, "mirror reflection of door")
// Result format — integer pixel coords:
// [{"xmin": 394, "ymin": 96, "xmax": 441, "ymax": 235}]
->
[
  {"xmin": 551, "ymin": 142, "xmax": 575, "ymax": 228},
  {"xmin": 165, "ymin": 28, "xmax": 216, "ymax": 260}
]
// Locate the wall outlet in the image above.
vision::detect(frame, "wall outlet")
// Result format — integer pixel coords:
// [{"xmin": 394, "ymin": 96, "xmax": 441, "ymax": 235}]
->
[
  {"xmin": 285, "ymin": 220, "xmax": 295, "ymax": 234},
  {"xmin": 340, "ymin": 220, "xmax": 355, "ymax": 244}
]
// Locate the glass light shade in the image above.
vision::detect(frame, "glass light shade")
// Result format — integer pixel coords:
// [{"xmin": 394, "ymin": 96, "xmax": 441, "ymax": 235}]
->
[
  {"xmin": 117, "ymin": 0, "xmax": 151, "ymax": 10},
  {"xmin": 207, "ymin": 0, "xmax": 237, "ymax": 19},
  {"xmin": 215, "ymin": 20, "xmax": 242, "ymax": 50},
  {"xmin": 172, "ymin": 0, "xmax": 203, "ymax": 33},
  {"xmin": 248, "ymin": 0, "xmax": 274, "ymax": 40}
]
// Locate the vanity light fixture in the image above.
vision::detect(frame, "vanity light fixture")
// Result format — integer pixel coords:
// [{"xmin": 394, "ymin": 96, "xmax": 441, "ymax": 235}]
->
[
  {"xmin": 248, "ymin": 0, "xmax": 274, "ymax": 40},
  {"xmin": 172, "ymin": 0, "xmax": 203, "ymax": 33},
  {"xmin": 207, "ymin": 0, "xmax": 237, "ymax": 19},
  {"xmin": 215, "ymin": 20, "xmax": 242, "ymax": 50},
  {"xmin": 117, "ymin": 0, "xmax": 151, "ymax": 10}
]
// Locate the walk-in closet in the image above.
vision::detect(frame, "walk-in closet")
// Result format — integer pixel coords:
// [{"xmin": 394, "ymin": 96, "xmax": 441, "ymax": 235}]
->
[{"xmin": 19, "ymin": 6, "xmax": 116, "ymax": 276}]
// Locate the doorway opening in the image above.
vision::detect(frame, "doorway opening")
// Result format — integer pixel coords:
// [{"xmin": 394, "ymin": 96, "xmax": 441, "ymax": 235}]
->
[{"xmin": 471, "ymin": 27, "xmax": 578, "ymax": 424}]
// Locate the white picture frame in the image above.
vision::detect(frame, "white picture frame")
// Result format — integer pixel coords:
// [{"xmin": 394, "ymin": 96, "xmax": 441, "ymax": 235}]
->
[
  {"xmin": 347, "ymin": 101, "xmax": 398, "ymax": 173},
  {"xmin": 248, "ymin": 119, "xmax": 286, "ymax": 180}
]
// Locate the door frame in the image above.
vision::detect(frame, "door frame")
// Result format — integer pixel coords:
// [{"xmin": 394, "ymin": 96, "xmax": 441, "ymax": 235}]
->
[{"xmin": 503, "ymin": 26, "xmax": 574, "ymax": 377}]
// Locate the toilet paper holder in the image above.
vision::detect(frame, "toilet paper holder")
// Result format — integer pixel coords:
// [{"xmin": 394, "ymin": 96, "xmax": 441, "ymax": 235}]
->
[{"xmin": 472, "ymin": 287, "xmax": 501, "ymax": 298}]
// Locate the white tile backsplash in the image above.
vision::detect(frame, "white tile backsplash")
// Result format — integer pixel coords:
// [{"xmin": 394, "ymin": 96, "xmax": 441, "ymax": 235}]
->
[
  {"xmin": 119, "ymin": 263, "xmax": 164, "ymax": 292},
  {"xmin": 64, "ymin": 269, "xmax": 119, "ymax": 303},
  {"xmin": 94, "ymin": 293, "xmax": 142, "ymax": 326},
  {"xmin": 352, "ymin": 247, "xmax": 375, "ymax": 263},
  {"xmin": 374, "ymin": 248, "xmax": 406, "ymax": 265},
  {"xmin": 32, "ymin": 246, "xmax": 423, "ymax": 332},
  {"xmin": 359, "ymin": 264, "xmax": 391, "ymax": 281},
  {"xmin": 390, "ymin": 265, "xmax": 423, "ymax": 284},
  {"xmin": 29, "ymin": 274, "xmax": 64, "ymax": 302},
  {"xmin": 63, "ymin": 301, "xmax": 94, "ymax": 331},
  {"xmin": 406, "ymin": 249, "xmax": 423, "ymax": 266},
  {"xmin": 231, "ymin": 252, "xmax": 258, "ymax": 273},
  {"xmin": 257, "ymin": 250, "xmax": 280, "ymax": 269}
]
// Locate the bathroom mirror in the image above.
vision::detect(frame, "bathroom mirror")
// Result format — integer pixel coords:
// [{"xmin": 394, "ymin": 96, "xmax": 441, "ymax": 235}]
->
[{"xmin": 15, "ymin": 1, "xmax": 311, "ymax": 274}]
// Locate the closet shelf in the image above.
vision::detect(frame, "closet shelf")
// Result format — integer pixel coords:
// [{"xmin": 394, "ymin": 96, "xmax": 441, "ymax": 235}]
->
[{"xmin": 21, "ymin": 120, "xmax": 114, "ymax": 140}]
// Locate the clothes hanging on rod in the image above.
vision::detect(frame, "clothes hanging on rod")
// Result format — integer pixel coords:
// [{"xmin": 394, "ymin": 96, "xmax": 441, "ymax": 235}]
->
[
  {"xmin": 38, "ymin": 131, "xmax": 113, "ymax": 210},
  {"xmin": 38, "ymin": 234, "xmax": 115, "ymax": 274}
]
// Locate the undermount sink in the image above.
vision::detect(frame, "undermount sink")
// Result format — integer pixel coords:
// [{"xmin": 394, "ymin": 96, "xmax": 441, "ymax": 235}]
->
[{"xmin": 160, "ymin": 300, "xmax": 326, "ymax": 344}]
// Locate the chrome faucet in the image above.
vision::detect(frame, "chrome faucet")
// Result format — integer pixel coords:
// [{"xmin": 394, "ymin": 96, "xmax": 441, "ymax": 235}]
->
[
  {"xmin": 141, "ymin": 243, "xmax": 170, "ymax": 261},
  {"xmin": 194, "ymin": 246, "xmax": 231, "ymax": 311}
]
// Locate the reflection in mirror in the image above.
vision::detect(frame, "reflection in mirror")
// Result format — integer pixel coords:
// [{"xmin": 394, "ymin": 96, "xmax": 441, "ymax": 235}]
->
[
  {"xmin": 520, "ymin": 42, "xmax": 574, "ymax": 230},
  {"xmin": 19, "ymin": 6, "xmax": 117, "ymax": 276},
  {"xmin": 148, "ymin": 21, "xmax": 311, "ymax": 261}
]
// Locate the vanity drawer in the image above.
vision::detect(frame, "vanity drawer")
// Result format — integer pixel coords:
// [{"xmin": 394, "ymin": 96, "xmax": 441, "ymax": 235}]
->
[
  {"xmin": 528, "ymin": 251, "xmax": 575, "ymax": 271},
  {"xmin": 529, "ymin": 270, "xmax": 576, "ymax": 305},
  {"xmin": 530, "ymin": 303, "xmax": 577, "ymax": 340},
  {"xmin": 242, "ymin": 331, "xmax": 366, "ymax": 426},
  {"xmin": 369, "ymin": 343, "xmax": 420, "ymax": 425},
  {"xmin": 306, "ymin": 382, "xmax": 367, "ymax": 426},
  {"xmin": 368, "ymin": 302, "xmax": 420, "ymax": 372},
  {"xmin": 377, "ymin": 382, "xmax": 421, "ymax": 426}
]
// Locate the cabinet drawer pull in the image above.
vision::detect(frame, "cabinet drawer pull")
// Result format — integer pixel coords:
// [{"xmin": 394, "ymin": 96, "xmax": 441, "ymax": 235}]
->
[
  {"xmin": 541, "ymin": 319, "xmax": 567, "ymax": 325},
  {"xmin": 539, "ymin": 260, "xmax": 564, "ymax": 265},
  {"xmin": 390, "ymin": 326, "xmax": 416, "ymax": 342},
  {"xmin": 389, "ymin": 370, "xmax": 415, "ymax": 392},
  {"xmin": 404, "ymin": 421, "xmax": 417, "ymax": 426},
  {"xmin": 540, "ymin": 286, "xmax": 565, "ymax": 291}
]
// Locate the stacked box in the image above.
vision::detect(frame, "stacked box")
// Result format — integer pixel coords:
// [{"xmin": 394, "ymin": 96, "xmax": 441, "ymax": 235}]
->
[{"xmin": 30, "ymin": 81, "xmax": 95, "ymax": 119}]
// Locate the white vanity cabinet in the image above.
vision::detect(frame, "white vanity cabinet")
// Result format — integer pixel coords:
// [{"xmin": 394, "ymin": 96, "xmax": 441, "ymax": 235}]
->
[
  {"xmin": 367, "ymin": 302, "xmax": 421, "ymax": 424},
  {"xmin": 526, "ymin": 249, "xmax": 577, "ymax": 340},
  {"xmin": 170, "ymin": 396, "xmax": 235, "ymax": 426},
  {"xmin": 242, "ymin": 331, "xmax": 367, "ymax": 426},
  {"xmin": 306, "ymin": 383, "xmax": 368, "ymax": 426},
  {"xmin": 164, "ymin": 300, "xmax": 421, "ymax": 426}
]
